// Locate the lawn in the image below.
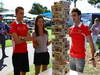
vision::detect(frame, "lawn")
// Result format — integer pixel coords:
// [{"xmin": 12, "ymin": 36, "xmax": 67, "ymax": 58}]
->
[
  {"xmin": 6, "ymin": 40, "xmax": 12, "ymax": 47},
  {"xmin": 84, "ymin": 43, "xmax": 100, "ymax": 75},
  {"xmin": 46, "ymin": 28, "xmax": 54, "ymax": 40}
]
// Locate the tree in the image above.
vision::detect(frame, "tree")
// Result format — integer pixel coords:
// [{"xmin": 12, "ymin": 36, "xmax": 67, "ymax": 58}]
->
[
  {"xmin": 70, "ymin": 0, "xmax": 77, "ymax": 7},
  {"xmin": 0, "ymin": 2, "xmax": 9, "ymax": 12},
  {"xmin": 0, "ymin": 2, "xmax": 3, "ymax": 8},
  {"xmin": 74, "ymin": 0, "xmax": 77, "ymax": 7},
  {"xmin": 29, "ymin": 3, "xmax": 50, "ymax": 15},
  {"xmin": 88, "ymin": 0, "xmax": 100, "ymax": 5},
  {"xmin": 0, "ymin": 8, "xmax": 8, "ymax": 12},
  {"xmin": 43, "ymin": 6, "xmax": 50, "ymax": 12}
]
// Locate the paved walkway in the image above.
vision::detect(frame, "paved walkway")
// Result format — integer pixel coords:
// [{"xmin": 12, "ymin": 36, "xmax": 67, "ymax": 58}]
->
[
  {"xmin": 0, "ymin": 44, "xmax": 52, "ymax": 75},
  {"xmin": 39, "ymin": 68, "xmax": 85, "ymax": 75}
]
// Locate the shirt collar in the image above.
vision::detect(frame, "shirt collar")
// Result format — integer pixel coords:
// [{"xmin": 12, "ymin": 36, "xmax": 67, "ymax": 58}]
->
[
  {"xmin": 73, "ymin": 22, "xmax": 82, "ymax": 27},
  {"xmin": 15, "ymin": 20, "xmax": 24, "ymax": 24}
]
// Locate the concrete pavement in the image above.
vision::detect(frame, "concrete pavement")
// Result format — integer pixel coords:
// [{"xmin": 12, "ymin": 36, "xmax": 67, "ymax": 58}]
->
[{"xmin": 0, "ymin": 44, "xmax": 52, "ymax": 75}]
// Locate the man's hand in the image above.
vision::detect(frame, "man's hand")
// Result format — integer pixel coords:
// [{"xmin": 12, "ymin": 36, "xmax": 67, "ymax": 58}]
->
[
  {"xmin": 91, "ymin": 59, "xmax": 96, "ymax": 67},
  {"xmin": 19, "ymin": 36, "xmax": 26, "ymax": 41},
  {"xmin": 11, "ymin": 33, "xmax": 26, "ymax": 45},
  {"xmin": 92, "ymin": 60, "xmax": 96, "ymax": 67}
]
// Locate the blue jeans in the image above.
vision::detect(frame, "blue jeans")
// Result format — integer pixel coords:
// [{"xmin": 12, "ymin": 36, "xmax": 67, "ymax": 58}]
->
[{"xmin": 69, "ymin": 56, "xmax": 85, "ymax": 73}]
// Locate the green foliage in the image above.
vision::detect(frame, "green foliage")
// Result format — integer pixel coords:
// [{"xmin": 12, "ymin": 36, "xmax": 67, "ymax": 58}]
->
[
  {"xmin": 29, "ymin": 3, "xmax": 50, "ymax": 15},
  {"xmin": 70, "ymin": 0, "xmax": 78, "ymax": 7},
  {"xmin": 0, "ymin": 8, "xmax": 9, "ymax": 12},
  {"xmin": 88, "ymin": 0, "xmax": 100, "ymax": 5},
  {"xmin": 0, "ymin": 2, "xmax": 9, "ymax": 12}
]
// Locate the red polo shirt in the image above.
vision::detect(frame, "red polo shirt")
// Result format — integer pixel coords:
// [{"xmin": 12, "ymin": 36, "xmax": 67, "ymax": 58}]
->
[
  {"xmin": 69, "ymin": 23, "xmax": 91, "ymax": 59},
  {"xmin": 10, "ymin": 21, "xmax": 28, "ymax": 53}
]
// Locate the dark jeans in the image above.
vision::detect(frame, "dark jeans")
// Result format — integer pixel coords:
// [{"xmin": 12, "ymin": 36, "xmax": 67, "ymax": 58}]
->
[{"xmin": 0, "ymin": 34, "xmax": 6, "ymax": 58}]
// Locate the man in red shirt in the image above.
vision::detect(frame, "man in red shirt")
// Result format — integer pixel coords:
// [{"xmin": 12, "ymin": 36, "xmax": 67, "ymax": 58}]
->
[
  {"xmin": 10, "ymin": 7, "xmax": 32, "ymax": 75},
  {"xmin": 68, "ymin": 8, "xmax": 96, "ymax": 73}
]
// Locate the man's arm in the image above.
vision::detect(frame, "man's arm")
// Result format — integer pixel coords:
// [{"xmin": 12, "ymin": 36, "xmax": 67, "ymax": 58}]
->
[
  {"xmin": 87, "ymin": 35, "xmax": 95, "ymax": 58},
  {"xmin": 20, "ymin": 32, "xmax": 32, "ymax": 41},
  {"xmin": 86, "ymin": 35, "xmax": 96, "ymax": 67},
  {"xmin": 11, "ymin": 33, "xmax": 25, "ymax": 45},
  {"xmin": 19, "ymin": 32, "xmax": 36, "ymax": 42}
]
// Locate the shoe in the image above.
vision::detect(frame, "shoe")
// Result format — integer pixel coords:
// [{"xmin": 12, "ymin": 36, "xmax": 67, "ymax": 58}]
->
[{"xmin": 0, "ymin": 64, "xmax": 7, "ymax": 71}]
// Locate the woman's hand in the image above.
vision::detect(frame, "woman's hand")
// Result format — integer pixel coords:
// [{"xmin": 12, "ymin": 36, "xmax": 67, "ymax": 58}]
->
[
  {"xmin": 32, "ymin": 38, "xmax": 39, "ymax": 48},
  {"xmin": 47, "ymin": 40, "xmax": 52, "ymax": 46}
]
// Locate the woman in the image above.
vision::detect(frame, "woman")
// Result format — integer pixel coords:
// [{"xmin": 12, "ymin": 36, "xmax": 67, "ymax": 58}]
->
[{"xmin": 32, "ymin": 15, "xmax": 51, "ymax": 75}]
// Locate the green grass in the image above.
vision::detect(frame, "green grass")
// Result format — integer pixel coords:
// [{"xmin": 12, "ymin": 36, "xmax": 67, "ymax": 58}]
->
[
  {"xmin": 6, "ymin": 40, "xmax": 12, "ymax": 47},
  {"xmin": 47, "ymin": 29, "xmax": 54, "ymax": 40},
  {"xmin": 84, "ymin": 43, "xmax": 100, "ymax": 74},
  {"xmin": 0, "ymin": 40, "xmax": 12, "ymax": 48}
]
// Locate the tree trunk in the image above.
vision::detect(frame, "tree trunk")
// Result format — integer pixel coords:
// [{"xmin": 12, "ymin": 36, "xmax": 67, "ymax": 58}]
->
[{"xmin": 74, "ymin": 0, "xmax": 77, "ymax": 7}]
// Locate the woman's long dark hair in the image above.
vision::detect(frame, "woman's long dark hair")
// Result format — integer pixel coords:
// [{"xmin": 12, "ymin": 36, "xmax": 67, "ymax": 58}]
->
[{"xmin": 35, "ymin": 15, "xmax": 48, "ymax": 36}]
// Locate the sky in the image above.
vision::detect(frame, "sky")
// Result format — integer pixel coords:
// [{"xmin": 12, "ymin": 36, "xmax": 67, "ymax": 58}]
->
[
  {"xmin": 2, "ymin": 0, "xmax": 99, "ymax": 13},
  {"xmin": 3, "ymin": 0, "xmax": 60, "ymax": 12}
]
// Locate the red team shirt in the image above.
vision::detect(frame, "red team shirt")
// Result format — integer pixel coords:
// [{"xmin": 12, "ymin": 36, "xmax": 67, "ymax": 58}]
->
[
  {"xmin": 69, "ymin": 23, "xmax": 91, "ymax": 59},
  {"xmin": 10, "ymin": 21, "xmax": 28, "ymax": 53}
]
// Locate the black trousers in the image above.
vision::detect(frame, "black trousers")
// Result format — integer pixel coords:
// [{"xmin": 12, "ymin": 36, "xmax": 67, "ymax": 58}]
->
[
  {"xmin": 12, "ymin": 53, "xmax": 29, "ymax": 75},
  {"xmin": 0, "ymin": 35, "xmax": 6, "ymax": 58}
]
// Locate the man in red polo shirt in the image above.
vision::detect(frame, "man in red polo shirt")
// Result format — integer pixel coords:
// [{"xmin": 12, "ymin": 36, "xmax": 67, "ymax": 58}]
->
[
  {"xmin": 68, "ymin": 8, "xmax": 96, "ymax": 73},
  {"xmin": 10, "ymin": 7, "xmax": 32, "ymax": 75}
]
